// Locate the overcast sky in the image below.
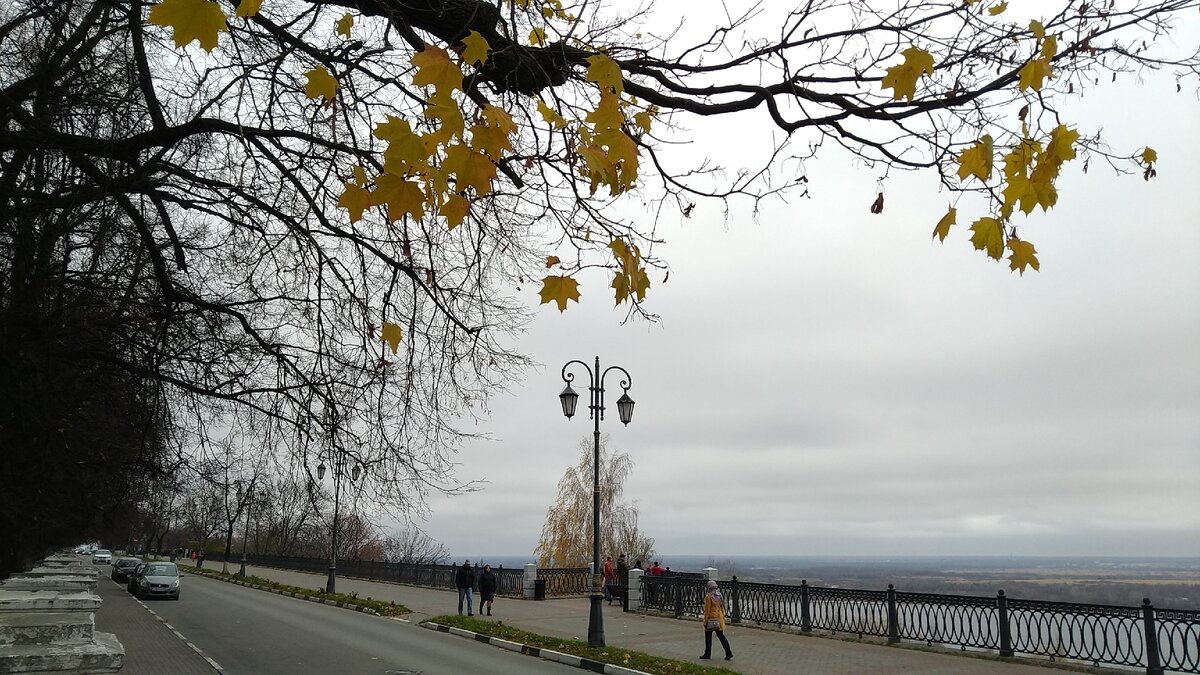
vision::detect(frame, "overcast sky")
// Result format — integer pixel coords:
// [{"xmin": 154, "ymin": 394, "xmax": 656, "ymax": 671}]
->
[{"xmin": 412, "ymin": 3, "xmax": 1200, "ymax": 561}]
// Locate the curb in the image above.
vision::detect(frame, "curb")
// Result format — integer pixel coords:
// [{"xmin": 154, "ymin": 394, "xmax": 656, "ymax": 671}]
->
[
  {"xmin": 189, "ymin": 570, "xmax": 382, "ymax": 616},
  {"xmin": 420, "ymin": 621, "xmax": 648, "ymax": 675}
]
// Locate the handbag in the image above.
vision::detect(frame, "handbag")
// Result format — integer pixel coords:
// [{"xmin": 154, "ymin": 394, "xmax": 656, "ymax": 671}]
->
[{"xmin": 706, "ymin": 618, "xmax": 720, "ymax": 630}]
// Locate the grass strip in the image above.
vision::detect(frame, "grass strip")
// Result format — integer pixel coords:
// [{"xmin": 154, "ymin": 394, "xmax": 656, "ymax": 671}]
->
[
  {"xmin": 188, "ymin": 566, "xmax": 409, "ymax": 617},
  {"xmin": 428, "ymin": 614, "xmax": 737, "ymax": 675}
]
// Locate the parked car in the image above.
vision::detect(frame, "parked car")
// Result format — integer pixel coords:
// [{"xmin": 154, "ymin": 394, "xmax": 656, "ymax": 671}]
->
[
  {"xmin": 127, "ymin": 562, "xmax": 147, "ymax": 594},
  {"xmin": 92, "ymin": 549, "xmax": 112, "ymax": 564},
  {"xmin": 110, "ymin": 557, "xmax": 141, "ymax": 583},
  {"xmin": 132, "ymin": 562, "xmax": 181, "ymax": 600}
]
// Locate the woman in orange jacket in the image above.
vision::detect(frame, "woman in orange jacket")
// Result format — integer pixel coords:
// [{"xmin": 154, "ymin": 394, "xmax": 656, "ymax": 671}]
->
[{"xmin": 700, "ymin": 580, "xmax": 733, "ymax": 660}]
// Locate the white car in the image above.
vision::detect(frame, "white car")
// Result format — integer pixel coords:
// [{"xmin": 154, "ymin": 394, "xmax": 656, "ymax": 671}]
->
[{"xmin": 92, "ymin": 549, "xmax": 112, "ymax": 564}]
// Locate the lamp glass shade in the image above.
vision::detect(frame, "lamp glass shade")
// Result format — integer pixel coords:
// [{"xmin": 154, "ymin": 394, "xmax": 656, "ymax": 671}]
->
[
  {"xmin": 559, "ymin": 383, "xmax": 579, "ymax": 418},
  {"xmin": 616, "ymin": 393, "xmax": 635, "ymax": 425},
  {"xmin": 316, "ymin": 463, "xmax": 327, "ymax": 480}
]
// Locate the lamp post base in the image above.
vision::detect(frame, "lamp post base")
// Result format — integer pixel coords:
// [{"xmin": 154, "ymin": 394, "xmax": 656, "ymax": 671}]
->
[
  {"xmin": 587, "ymin": 593, "xmax": 606, "ymax": 647},
  {"xmin": 326, "ymin": 566, "xmax": 336, "ymax": 594}
]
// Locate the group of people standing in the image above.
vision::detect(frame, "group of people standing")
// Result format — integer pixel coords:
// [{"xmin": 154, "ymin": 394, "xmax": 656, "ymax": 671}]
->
[{"xmin": 454, "ymin": 560, "xmax": 497, "ymax": 616}]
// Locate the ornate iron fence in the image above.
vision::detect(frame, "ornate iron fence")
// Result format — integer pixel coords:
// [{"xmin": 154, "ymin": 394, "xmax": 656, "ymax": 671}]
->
[
  {"xmin": 637, "ymin": 575, "xmax": 1200, "ymax": 674},
  {"xmin": 217, "ymin": 553, "xmax": 526, "ymax": 597},
  {"xmin": 537, "ymin": 567, "xmax": 590, "ymax": 596}
]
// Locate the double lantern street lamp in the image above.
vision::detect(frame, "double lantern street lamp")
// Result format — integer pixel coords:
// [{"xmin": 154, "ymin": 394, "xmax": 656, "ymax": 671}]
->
[
  {"xmin": 316, "ymin": 453, "xmax": 363, "ymax": 594},
  {"xmin": 559, "ymin": 356, "xmax": 635, "ymax": 649}
]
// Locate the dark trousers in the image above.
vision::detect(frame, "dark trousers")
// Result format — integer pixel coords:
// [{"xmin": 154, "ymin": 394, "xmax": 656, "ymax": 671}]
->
[{"xmin": 704, "ymin": 629, "xmax": 732, "ymax": 658}]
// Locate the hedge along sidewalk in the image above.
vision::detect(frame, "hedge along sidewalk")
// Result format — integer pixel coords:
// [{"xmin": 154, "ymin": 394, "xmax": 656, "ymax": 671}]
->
[
  {"xmin": 423, "ymin": 615, "xmax": 738, "ymax": 675},
  {"xmin": 187, "ymin": 566, "xmax": 409, "ymax": 617}
]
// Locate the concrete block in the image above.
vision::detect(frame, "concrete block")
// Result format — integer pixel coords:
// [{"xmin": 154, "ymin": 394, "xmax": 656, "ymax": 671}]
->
[
  {"xmin": 0, "ymin": 630, "xmax": 123, "ymax": 674},
  {"xmin": 0, "ymin": 612, "xmax": 94, "ymax": 647}
]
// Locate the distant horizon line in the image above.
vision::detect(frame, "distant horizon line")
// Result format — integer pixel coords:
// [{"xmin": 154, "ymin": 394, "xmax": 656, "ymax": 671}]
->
[{"xmin": 454, "ymin": 552, "xmax": 1200, "ymax": 560}]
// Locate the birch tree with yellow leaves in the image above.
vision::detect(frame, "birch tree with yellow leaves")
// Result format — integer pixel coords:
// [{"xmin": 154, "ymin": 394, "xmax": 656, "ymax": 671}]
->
[
  {"xmin": 534, "ymin": 435, "xmax": 655, "ymax": 568},
  {"xmin": 1, "ymin": 0, "xmax": 1196, "ymax": 569}
]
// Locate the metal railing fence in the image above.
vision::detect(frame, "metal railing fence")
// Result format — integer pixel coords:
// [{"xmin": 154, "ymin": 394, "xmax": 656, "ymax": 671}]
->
[
  {"xmin": 211, "ymin": 552, "xmax": 527, "ymax": 597},
  {"xmin": 639, "ymin": 575, "xmax": 1199, "ymax": 674}
]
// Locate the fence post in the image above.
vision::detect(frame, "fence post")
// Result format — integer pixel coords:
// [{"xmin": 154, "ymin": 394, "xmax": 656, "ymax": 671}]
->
[
  {"xmin": 731, "ymin": 576, "xmax": 740, "ymax": 624},
  {"xmin": 673, "ymin": 574, "xmax": 684, "ymax": 617},
  {"xmin": 627, "ymin": 568, "xmax": 643, "ymax": 612},
  {"xmin": 886, "ymin": 584, "xmax": 899, "ymax": 644},
  {"xmin": 997, "ymin": 590, "xmax": 1013, "ymax": 657},
  {"xmin": 523, "ymin": 563, "xmax": 537, "ymax": 600},
  {"xmin": 800, "ymin": 580, "xmax": 812, "ymax": 632},
  {"xmin": 1142, "ymin": 598, "xmax": 1163, "ymax": 675}
]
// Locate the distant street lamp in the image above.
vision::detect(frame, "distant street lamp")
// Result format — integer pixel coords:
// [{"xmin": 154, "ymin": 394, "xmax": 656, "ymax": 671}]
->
[
  {"xmin": 238, "ymin": 488, "xmax": 261, "ymax": 577},
  {"xmin": 316, "ymin": 451, "xmax": 363, "ymax": 594},
  {"xmin": 559, "ymin": 356, "xmax": 635, "ymax": 648}
]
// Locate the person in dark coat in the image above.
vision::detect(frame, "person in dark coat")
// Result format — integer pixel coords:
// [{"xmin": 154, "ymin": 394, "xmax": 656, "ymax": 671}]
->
[
  {"xmin": 455, "ymin": 560, "xmax": 475, "ymax": 615},
  {"xmin": 478, "ymin": 564, "xmax": 497, "ymax": 616}
]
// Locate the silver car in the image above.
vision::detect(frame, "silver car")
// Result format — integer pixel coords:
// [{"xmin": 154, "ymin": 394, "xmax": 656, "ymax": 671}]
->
[
  {"xmin": 92, "ymin": 549, "xmax": 112, "ymax": 564},
  {"xmin": 132, "ymin": 562, "xmax": 181, "ymax": 600}
]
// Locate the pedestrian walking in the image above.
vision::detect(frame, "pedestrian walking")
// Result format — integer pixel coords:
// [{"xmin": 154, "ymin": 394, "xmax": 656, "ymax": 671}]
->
[
  {"xmin": 700, "ymin": 580, "xmax": 733, "ymax": 661},
  {"xmin": 455, "ymin": 560, "xmax": 476, "ymax": 616},
  {"xmin": 616, "ymin": 553, "xmax": 628, "ymax": 586},
  {"xmin": 602, "ymin": 555, "xmax": 616, "ymax": 602},
  {"xmin": 479, "ymin": 564, "xmax": 497, "ymax": 616}
]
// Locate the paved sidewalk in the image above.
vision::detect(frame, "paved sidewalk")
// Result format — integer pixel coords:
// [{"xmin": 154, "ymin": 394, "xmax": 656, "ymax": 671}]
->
[
  {"xmin": 203, "ymin": 561, "xmax": 1089, "ymax": 675},
  {"xmin": 93, "ymin": 573, "xmax": 217, "ymax": 674}
]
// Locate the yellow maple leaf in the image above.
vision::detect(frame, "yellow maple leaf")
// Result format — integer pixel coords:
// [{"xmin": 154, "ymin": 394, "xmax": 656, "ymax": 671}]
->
[
  {"xmin": 881, "ymin": 46, "xmax": 935, "ymax": 102},
  {"xmin": 1029, "ymin": 20, "xmax": 1045, "ymax": 39},
  {"xmin": 336, "ymin": 13, "xmax": 353, "ymax": 39},
  {"xmin": 424, "ymin": 98, "xmax": 466, "ymax": 145},
  {"xmin": 545, "ymin": 255, "xmax": 561, "ymax": 268},
  {"xmin": 539, "ymin": 275, "xmax": 581, "ymax": 312},
  {"xmin": 352, "ymin": 165, "xmax": 368, "ymax": 185},
  {"xmin": 460, "ymin": 31, "xmax": 490, "ymax": 66},
  {"xmin": 956, "ymin": 135, "xmax": 993, "ymax": 183},
  {"xmin": 586, "ymin": 54, "xmax": 624, "ymax": 93},
  {"xmin": 376, "ymin": 117, "xmax": 427, "ymax": 175},
  {"xmin": 1002, "ymin": 175, "xmax": 1037, "ymax": 216},
  {"xmin": 148, "ymin": 0, "xmax": 228, "ymax": 53},
  {"xmin": 482, "ymin": 105, "xmax": 516, "ymax": 136},
  {"xmin": 439, "ymin": 194, "xmax": 470, "ymax": 229},
  {"xmin": 633, "ymin": 108, "xmax": 654, "ymax": 134},
  {"xmin": 1007, "ymin": 238, "xmax": 1041, "ymax": 275},
  {"xmin": 988, "ymin": 1, "xmax": 1008, "ymax": 16},
  {"xmin": 338, "ymin": 182, "xmax": 372, "ymax": 223},
  {"xmin": 585, "ymin": 91, "xmax": 624, "ymax": 131},
  {"xmin": 443, "ymin": 143, "xmax": 496, "ymax": 195},
  {"xmin": 529, "ymin": 27, "xmax": 547, "ymax": 46},
  {"xmin": 1141, "ymin": 147, "xmax": 1158, "ymax": 165},
  {"xmin": 234, "ymin": 0, "xmax": 262, "ymax": 18},
  {"xmin": 538, "ymin": 100, "xmax": 568, "ymax": 129},
  {"xmin": 932, "ymin": 206, "xmax": 957, "ymax": 242},
  {"xmin": 969, "ymin": 217, "xmax": 1005, "ymax": 259},
  {"xmin": 372, "ymin": 173, "xmax": 425, "ymax": 222},
  {"xmin": 380, "ymin": 321, "xmax": 403, "ymax": 354},
  {"xmin": 1041, "ymin": 35, "xmax": 1058, "ymax": 59},
  {"xmin": 1045, "ymin": 124, "xmax": 1079, "ymax": 163},
  {"xmin": 304, "ymin": 66, "xmax": 338, "ymax": 102},
  {"xmin": 411, "ymin": 44, "xmax": 463, "ymax": 93},
  {"xmin": 1018, "ymin": 58, "xmax": 1053, "ymax": 92}
]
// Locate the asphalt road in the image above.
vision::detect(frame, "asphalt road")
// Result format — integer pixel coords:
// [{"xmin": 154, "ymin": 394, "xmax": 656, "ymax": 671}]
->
[{"xmin": 136, "ymin": 570, "xmax": 578, "ymax": 675}]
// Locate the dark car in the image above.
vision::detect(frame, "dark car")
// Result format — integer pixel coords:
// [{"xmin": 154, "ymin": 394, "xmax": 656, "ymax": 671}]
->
[
  {"xmin": 127, "ymin": 562, "xmax": 147, "ymax": 594},
  {"xmin": 132, "ymin": 562, "xmax": 181, "ymax": 600},
  {"xmin": 110, "ymin": 557, "xmax": 141, "ymax": 583}
]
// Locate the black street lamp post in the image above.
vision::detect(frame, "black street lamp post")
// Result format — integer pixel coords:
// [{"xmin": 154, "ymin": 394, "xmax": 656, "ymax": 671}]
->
[
  {"xmin": 317, "ymin": 453, "xmax": 362, "ymax": 594},
  {"xmin": 559, "ymin": 356, "xmax": 635, "ymax": 649},
  {"xmin": 238, "ymin": 488, "xmax": 260, "ymax": 577}
]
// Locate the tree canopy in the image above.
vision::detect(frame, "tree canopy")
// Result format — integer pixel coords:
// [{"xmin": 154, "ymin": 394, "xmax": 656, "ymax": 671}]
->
[{"xmin": 1, "ymin": 0, "xmax": 1196, "ymax": 571}]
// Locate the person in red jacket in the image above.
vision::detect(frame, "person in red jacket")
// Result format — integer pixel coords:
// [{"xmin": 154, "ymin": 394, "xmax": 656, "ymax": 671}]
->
[{"xmin": 602, "ymin": 555, "xmax": 616, "ymax": 602}]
